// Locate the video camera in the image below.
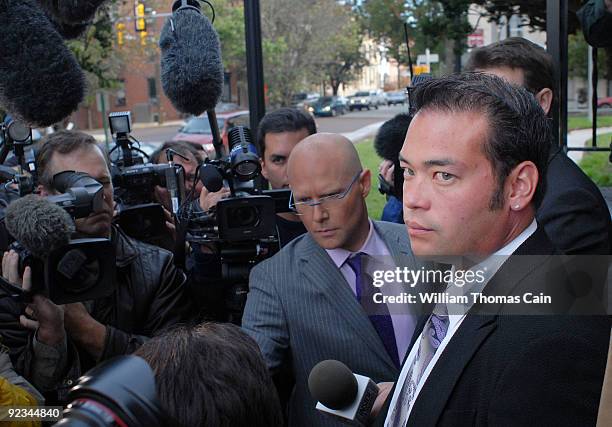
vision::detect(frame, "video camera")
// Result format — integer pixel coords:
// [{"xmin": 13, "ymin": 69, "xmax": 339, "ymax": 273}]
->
[
  {"xmin": 181, "ymin": 125, "xmax": 291, "ymax": 322},
  {"xmin": 108, "ymin": 112, "xmax": 186, "ymax": 241},
  {"xmin": 0, "ymin": 118, "xmax": 37, "ymax": 197}
]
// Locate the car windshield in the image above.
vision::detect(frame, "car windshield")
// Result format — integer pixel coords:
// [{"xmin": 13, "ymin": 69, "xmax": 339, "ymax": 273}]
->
[
  {"xmin": 355, "ymin": 91, "xmax": 369, "ymax": 96},
  {"xmin": 180, "ymin": 117, "xmax": 225, "ymax": 134},
  {"xmin": 319, "ymin": 96, "xmax": 333, "ymax": 103}
]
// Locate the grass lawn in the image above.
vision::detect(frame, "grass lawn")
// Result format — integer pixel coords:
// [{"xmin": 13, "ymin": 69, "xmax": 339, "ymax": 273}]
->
[
  {"xmin": 579, "ymin": 132, "xmax": 612, "ymax": 187},
  {"xmin": 354, "ymin": 139, "xmax": 386, "ymax": 220},
  {"xmin": 568, "ymin": 115, "xmax": 612, "ymax": 131}
]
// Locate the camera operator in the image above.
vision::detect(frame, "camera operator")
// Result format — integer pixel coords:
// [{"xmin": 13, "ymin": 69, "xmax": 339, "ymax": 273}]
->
[
  {"xmin": 189, "ymin": 109, "xmax": 314, "ymax": 320},
  {"xmin": 0, "ymin": 130, "xmax": 190, "ymax": 403},
  {"xmin": 134, "ymin": 322, "xmax": 283, "ymax": 427}
]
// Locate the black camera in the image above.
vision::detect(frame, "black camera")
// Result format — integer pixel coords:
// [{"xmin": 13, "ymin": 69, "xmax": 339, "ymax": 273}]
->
[
  {"xmin": 8, "ymin": 238, "xmax": 116, "ymax": 305},
  {"xmin": 108, "ymin": 112, "xmax": 186, "ymax": 241},
  {"xmin": 54, "ymin": 355, "xmax": 164, "ymax": 427},
  {"xmin": 48, "ymin": 171, "xmax": 105, "ymax": 219},
  {"xmin": 0, "ymin": 118, "xmax": 37, "ymax": 197}
]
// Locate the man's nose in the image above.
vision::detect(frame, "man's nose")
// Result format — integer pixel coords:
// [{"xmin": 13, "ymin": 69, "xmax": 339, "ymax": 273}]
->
[{"xmin": 402, "ymin": 178, "xmax": 430, "ymax": 211}]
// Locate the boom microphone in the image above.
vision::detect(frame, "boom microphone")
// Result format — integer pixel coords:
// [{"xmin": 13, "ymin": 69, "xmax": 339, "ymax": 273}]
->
[
  {"xmin": 37, "ymin": 0, "xmax": 108, "ymax": 25},
  {"xmin": 0, "ymin": 0, "xmax": 85, "ymax": 127},
  {"xmin": 159, "ymin": 0, "xmax": 224, "ymax": 116},
  {"xmin": 308, "ymin": 360, "xmax": 380, "ymax": 426},
  {"xmin": 5, "ymin": 195, "xmax": 74, "ymax": 258}
]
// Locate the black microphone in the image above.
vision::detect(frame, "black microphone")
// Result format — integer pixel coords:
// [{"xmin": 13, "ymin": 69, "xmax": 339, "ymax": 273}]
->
[
  {"xmin": 199, "ymin": 163, "xmax": 224, "ymax": 193},
  {"xmin": 0, "ymin": 0, "xmax": 85, "ymax": 127},
  {"xmin": 37, "ymin": 0, "xmax": 108, "ymax": 25},
  {"xmin": 159, "ymin": 0, "xmax": 223, "ymax": 116},
  {"xmin": 308, "ymin": 360, "xmax": 380, "ymax": 426},
  {"xmin": 5, "ymin": 195, "xmax": 74, "ymax": 258}
]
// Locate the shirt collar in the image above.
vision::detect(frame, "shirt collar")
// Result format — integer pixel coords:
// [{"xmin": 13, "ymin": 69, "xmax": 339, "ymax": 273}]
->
[{"xmin": 326, "ymin": 219, "xmax": 386, "ymax": 268}]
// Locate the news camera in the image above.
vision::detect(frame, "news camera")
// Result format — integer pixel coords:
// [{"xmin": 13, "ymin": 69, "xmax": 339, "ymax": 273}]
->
[
  {"xmin": 108, "ymin": 112, "xmax": 186, "ymax": 241},
  {"xmin": 180, "ymin": 125, "xmax": 291, "ymax": 321},
  {"xmin": 0, "ymin": 118, "xmax": 37, "ymax": 197}
]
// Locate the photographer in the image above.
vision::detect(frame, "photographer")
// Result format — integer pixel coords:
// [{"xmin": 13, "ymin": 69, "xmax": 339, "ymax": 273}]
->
[
  {"xmin": 189, "ymin": 109, "xmax": 314, "ymax": 320},
  {"xmin": 0, "ymin": 130, "xmax": 190, "ymax": 403}
]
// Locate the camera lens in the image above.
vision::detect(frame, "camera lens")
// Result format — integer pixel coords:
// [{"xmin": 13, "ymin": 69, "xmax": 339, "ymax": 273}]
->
[{"xmin": 227, "ymin": 206, "xmax": 259, "ymax": 228}]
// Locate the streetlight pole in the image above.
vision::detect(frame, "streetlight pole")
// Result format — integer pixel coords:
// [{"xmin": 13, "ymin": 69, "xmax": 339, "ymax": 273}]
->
[{"xmin": 244, "ymin": 0, "xmax": 266, "ymax": 145}]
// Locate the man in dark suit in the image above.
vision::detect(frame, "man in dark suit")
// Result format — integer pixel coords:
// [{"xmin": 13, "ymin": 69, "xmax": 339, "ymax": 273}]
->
[
  {"xmin": 466, "ymin": 37, "xmax": 612, "ymax": 255},
  {"xmin": 380, "ymin": 73, "xmax": 610, "ymax": 426},
  {"xmin": 243, "ymin": 133, "xmax": 426, "ymax": 427}
]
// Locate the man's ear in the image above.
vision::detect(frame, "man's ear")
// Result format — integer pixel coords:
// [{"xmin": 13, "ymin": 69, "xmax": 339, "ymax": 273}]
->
[
  {"xmin": 37, "ymin": 185, "xmax": 49, "ymax": 197},
  {"xmin": 507, "ymin": 161, "xmax": 539, "ymax": 211},
  {"xmin": 535, "ymin": 88, "xmax": 553, "ymax": 115},
  {"xmin": 360, "ymin": 169, "xmax": 371, "ymax": 199}
]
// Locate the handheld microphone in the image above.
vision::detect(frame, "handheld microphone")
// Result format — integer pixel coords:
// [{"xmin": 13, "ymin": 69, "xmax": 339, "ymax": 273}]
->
[
  {"xmin": 0, "ymin": 0, "xmax": 85, "ymax": 127},
  {"xmin": 308, "ymin": 360, "xmax": 380, "ymax": 427},
  {"xmin": 159, "ymin": 0, "xmax": 224, "ymax": 116},
  {"xmin": 5, "ymin": 195, "xmax": 74, "ymax": 258},
  {"xmin": 199, "ymin": 163, "xmax": 224, "ymax": 193}
]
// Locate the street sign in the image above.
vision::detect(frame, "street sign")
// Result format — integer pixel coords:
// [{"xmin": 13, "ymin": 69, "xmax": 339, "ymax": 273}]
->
[
  {"xmin": 468, "ymin": 29, "xmax": 485, "ymax": 48},
  {"xmin": 413, "ymin": 65, "xmax": 430, "ymax": 75},
  {"xmin": 417, "ymin": 53, "xmax": 439, "ymax": 64}
]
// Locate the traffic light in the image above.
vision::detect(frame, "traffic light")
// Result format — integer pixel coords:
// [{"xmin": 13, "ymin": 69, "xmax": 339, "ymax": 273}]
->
[
  {"xmin": 116, "ymin": 22, "xmax": 126, "ymax": 46},
  {"xmin": 135, "ymin": 2, "xmax": 146, "ymax": 32},
  {"xmin": 140, "ymin": 31, "xmax": 147, "ymax": 46}
]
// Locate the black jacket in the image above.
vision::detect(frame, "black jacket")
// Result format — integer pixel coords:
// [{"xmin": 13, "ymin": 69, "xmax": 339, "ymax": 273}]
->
[
  {"xmin": 537, "ymin": 147, "xmax": 612, "ymax": 255},
  {"xmin": 377, "ymin": 228, "xmax": 610, "ymax": 427},
  {"xmin": 0, "ymin": 226, "xmax": 190, "ymax": 401}
]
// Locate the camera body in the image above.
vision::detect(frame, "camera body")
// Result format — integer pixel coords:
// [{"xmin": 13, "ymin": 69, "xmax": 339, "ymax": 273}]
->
[
  {"xmin": 108, "ymin": 112, "xmax": 186, "ymax": 240},
  {"xmin": 10, "ymin": 237, "xmax": 116, "ymax": 305}
]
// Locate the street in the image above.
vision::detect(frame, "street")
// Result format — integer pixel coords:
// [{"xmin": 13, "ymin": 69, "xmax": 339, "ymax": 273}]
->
[{"xmin": 107, "ymin": 104, "xmax": 408, "ymax": 145}]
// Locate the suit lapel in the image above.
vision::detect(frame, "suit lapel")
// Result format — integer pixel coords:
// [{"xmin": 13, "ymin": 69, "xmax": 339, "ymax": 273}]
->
[
  {"xmin": 299, "ymin": 233, "xmax": 397, "ymax": 371},
  {"xmin": 408, "ymin": 315, "xmax": 497, "ymax": 426}
]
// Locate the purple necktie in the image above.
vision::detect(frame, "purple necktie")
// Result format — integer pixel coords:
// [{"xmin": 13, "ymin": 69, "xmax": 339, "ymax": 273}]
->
[{"xmin": 346, "ymin": 253, "xmax": 400, "ymax": 368}]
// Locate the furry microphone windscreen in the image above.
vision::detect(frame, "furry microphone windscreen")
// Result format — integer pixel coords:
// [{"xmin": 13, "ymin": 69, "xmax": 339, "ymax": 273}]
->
[
  {"xmin": 37, "ymin": 0, "xmax": 107, "ymax": 25},
  {"xmin": 0, "ymin": 0, "xmax": 85, "ymax": 127},
  {"xmin": 159, "ymin": 5, "xmax": 224, "ymax": 116},
  {"xmin": 5, "ymin": 195, "xmax": 75, "ymax": 258}
]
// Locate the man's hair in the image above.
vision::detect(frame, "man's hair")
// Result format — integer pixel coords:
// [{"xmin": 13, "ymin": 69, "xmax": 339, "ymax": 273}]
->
[
  {"xmin": 135, "ymin": 323, "xmax": 283, "ymax": 427},
  {"xmin": 465, "ymin": 37, "xmax": 554, "ymax": 98},
  {"xmin": 257, "ymin": 108, "xmax": 316, "ymax": 157},
  {"xmin": 410, "ymin": 72, "xmax": 551, "ymax": 209},
  {"xmin": 36, "ymin": 130, "xmax": 107, "ymax": 189},
  {"xmin": 150, "ymin": 140, "xmax": 204, "ymax": 164},
  {"xmin": 374, "ymin": 113, "xmax": 412, "ymax": 161}
]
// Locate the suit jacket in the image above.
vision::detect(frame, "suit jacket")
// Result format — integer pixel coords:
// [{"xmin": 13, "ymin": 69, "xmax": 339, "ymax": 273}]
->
[
  {"xmin": 537, "ymin": 147, "xmax": 612, "ymax": 255},
  {"xmin": 379, "ymin": 227, "xmax": 610, "ymax": 427},
  {"xmin": 242, "ymin": 220, "xmax": 425, "ymax": 427}
]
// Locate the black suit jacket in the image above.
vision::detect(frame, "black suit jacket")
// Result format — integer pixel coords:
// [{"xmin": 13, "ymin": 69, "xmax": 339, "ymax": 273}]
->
[
  {"xmin": 377, "ymin": 227, "xmax": 610, "ymax": 427},
  {"xmin": 537, "ymin": 147, "xmax": 612, "ymax": 255}
]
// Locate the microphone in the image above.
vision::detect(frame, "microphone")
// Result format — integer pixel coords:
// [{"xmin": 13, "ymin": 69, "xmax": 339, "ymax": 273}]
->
[
  {"xmin": 0, "ymin": 0, "xmax": 85, "ymax": 127},
  {"xmin": 5, "ymin": 195, "xmax": 74, "ymax": 258},
  {"xmin": 308, "ymin": 360, "xmax": 379, "ymax": 427},
  {"xmin": 199, "ymin": 163, "xmax": 224, "ymax": 193},
  {"xmin": 159, "ymin": 0, "xmax": 224, "ymax": 116},
  {"xmin": 37, "ymin": 0, "xmax": 108, "ymax": 25}
]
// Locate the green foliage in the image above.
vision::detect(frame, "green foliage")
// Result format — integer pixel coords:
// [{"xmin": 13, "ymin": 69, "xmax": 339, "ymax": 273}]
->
[
  {"xmin": 214, "ymin": 0, "xmax": 246, "ymax": 78},
  {"xmin": 568, "ymin": 32, "xmax": 610, "ymax": 79},
  {"xmin": 579, "ymin": 133, "xmax": 612, "ymax": 186},
  {"xmin": 568, "ymin": 115, "xmax": 612, "ymax": 131}
]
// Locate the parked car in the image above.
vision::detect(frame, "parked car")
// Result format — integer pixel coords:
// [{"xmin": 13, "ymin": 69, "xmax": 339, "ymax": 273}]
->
[
  {"xmin": 349, "ymin": 91, "xmax": 374, "ymax": 111},
  {"xmin": 385, "ymin": 90, "xmax": 407, "ymax": 106},
  {"xmin": 308, "ymin": 96, "xmax": 348, "ymax": 117},
  {"xmin": 369, "ymin": 89, "xmax": 386, "ymax": 108},
  {"xmin": 291, "ymin": 92, "xmax": 320, "ymax": 109},
  {"xmin": 597, "ymin": 96, "xmax": 612, "ymax": 108},
  {"xmin": 172, "ymin": 110, "xmax": 250, "ymax": 157}
]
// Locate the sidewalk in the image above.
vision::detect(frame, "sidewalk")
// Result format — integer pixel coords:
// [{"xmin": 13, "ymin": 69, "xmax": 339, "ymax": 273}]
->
[{"xmin": 567, "ymin": 126, "xmax": 612, "ymax": 163}]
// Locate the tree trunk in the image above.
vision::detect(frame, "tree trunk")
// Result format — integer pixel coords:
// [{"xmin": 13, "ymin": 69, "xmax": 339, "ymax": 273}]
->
[
  {"xmin": 332, "ymin": 80, "xmax": 340, "ymax": 95},
  {"xmin": 397, "ymin": 63, "xmax": 401, "ymax": 89}
]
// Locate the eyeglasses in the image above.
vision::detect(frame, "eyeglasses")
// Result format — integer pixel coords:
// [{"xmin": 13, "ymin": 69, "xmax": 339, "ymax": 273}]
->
[{"xmin": 289, "ymin": 171, "xmax": 362, "ymax": 215}]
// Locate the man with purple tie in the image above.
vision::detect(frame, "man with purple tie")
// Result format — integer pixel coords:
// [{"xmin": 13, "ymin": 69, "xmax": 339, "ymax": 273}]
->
[{"xmin": 242, "ymin": 133, "xmax": 427, "ymax": 427}]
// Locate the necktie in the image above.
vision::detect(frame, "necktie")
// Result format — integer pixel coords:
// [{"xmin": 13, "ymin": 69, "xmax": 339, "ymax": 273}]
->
[
  {"xmin": 387, "ymin": 304, "xmax": 450, "ymax": 427},
  {"xmin": 346, "ymin": 253, "xmax": 400, "ymax": 368}
]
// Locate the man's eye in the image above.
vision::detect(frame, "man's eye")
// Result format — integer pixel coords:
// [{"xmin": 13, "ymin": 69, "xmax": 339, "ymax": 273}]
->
[
  {"xmin": 434, "ymin": 172, "xmax": 455, "ymax": 182},
  {"xmin": 403, "ymin": 168, "xmax": 415, "ymax": 178}
]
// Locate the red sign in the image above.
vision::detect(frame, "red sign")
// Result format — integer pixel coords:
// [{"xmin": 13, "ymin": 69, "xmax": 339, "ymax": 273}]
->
[{"xmin": 468, "ymin": 29, "xmax": 484, "ymax": 48}]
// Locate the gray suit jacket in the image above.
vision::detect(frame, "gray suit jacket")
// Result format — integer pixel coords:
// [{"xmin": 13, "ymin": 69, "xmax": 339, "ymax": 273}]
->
[{"xmin": 242, "ymin": 220, "xmax": 425, "ymax": 427}]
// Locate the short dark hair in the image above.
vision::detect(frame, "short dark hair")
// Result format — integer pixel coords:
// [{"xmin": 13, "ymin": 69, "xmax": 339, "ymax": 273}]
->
[
  {"xmin": 374, "ymin": 113, "xmax": 412, "ymax": 161},
  {"xmin": 465, "ymin": 37, "xmax": 554, "ymax": 97},
  {"xmin": 135, "ymin": 323, "xmax": 283, "ymax": 427},
  {"xmin": 150, "ymin": 140, "xmax": 204, "ymax": 164},
  {"xmin": 257, "ymin": 108, "xmax": 316, "ymax": 157},
  {"xmin": 410, "ymin": 72, "xmax": 551, "ymax": 209},
  {"xmin": 36, "ymin": 130, "xmax": 107, "ymax": 189}
]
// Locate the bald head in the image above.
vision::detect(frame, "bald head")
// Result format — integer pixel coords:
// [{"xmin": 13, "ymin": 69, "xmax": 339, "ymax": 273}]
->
[{"xmin": 288, "ymin": 133, "xmax": 362, "ymax": 182}]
